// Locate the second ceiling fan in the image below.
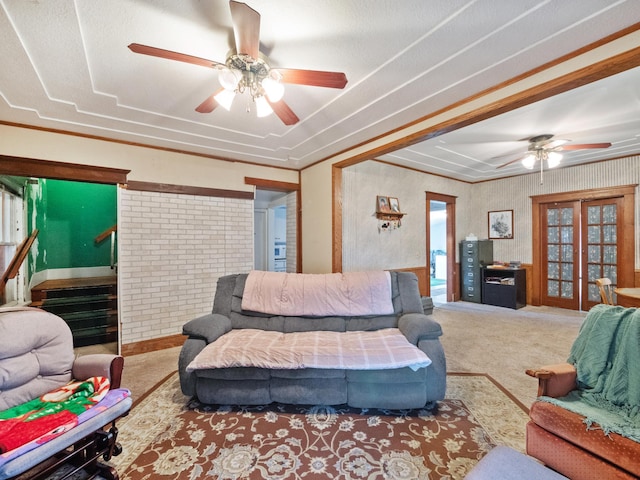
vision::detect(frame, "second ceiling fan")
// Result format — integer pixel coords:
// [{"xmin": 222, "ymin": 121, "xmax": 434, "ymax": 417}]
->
[
  {"xmin": 495, "ymin": 134, "xmax": 612, "ymax": 184},
  {"xmin": 128, "ymin": 1, "xmax": 348, "ymax": 125},
  {"xmin": 496, "ymin": 134, "xmax": 612, "ymax": 170}
]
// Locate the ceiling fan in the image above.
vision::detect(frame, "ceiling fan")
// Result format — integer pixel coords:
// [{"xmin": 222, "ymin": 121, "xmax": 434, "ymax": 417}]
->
[
  {"xmin": 128, "ymin": 1, "xmax": 348, "ymax": 125},
  {"xmin": 495, "ymin": 134, "xmax": 611, "ymax": 183}
]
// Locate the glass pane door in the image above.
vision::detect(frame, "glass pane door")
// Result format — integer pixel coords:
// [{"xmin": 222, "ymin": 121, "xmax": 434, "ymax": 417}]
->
[
  {"xmin": 582, "ymin": 198, "xmax": 622, "ymax": 310},
  {"xmin": 542, "ymin": 202, "xmax": 579, "ymax": 309}
]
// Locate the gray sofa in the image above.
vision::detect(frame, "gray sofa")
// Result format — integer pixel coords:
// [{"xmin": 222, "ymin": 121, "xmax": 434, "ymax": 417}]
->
[{"xmin": 178, "ymin": 271, "xmax": 446, "ymax": 409}]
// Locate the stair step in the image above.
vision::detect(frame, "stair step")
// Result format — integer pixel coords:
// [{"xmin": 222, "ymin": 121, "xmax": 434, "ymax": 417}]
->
[
  {"xmin": 30, "ymin": 276, "xmax": 118, "ymax": 347},
  {"xmin": 31, "ymin": 276, "xmax": 116, "ymax": 302}
]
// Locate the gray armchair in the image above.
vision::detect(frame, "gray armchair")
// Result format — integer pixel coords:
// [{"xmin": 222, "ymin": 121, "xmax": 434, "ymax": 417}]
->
[{"xmin": 0, "ymin": 307, "xmax": 131, "ymax": 480}]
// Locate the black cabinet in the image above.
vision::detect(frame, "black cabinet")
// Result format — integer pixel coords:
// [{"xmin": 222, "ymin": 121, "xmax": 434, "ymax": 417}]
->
[
  {"xmin": 482, "ymin": 268, "xmax": 526, "ymax": 309},
  {"xmin": 459, "ymin": 240, "xmax": 493, "ymax": 303}
]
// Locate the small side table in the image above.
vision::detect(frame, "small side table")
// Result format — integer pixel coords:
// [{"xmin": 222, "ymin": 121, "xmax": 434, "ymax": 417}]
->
[{"xmin": 614, "ymin": 287, "xmax": 640, "ymax": 307}]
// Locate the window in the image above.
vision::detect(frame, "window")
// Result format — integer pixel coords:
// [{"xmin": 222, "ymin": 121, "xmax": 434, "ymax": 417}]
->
[{"xmin": 1, "ymin": 188, "xmax": 24, "ymax": 304}]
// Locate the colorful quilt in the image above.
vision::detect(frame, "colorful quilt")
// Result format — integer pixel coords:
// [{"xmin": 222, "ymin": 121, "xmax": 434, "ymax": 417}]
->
[{"xmin": 0, "ymin": 377, "xmax": 110, "ymax": 454}]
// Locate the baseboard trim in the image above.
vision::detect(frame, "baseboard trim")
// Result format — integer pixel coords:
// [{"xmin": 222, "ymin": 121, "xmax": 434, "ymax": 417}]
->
[{"xmin": 121, "ymin": 333, "xmax": 185, "ymax": 356}]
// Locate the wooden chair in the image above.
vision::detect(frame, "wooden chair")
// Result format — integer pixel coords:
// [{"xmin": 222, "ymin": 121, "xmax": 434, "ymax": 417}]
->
[{"xmin": 595, "ymin": 278, "xmax": 614, "ymax": 305}]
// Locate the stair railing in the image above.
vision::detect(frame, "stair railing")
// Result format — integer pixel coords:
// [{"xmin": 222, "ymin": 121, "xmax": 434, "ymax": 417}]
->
[
  {"xmin": 95, "ymin": 224, "xmax": 117, "ymax": 270},
  {"xmin": 1, "ymin": 229, "xmax": 39, "ymax": 302}
]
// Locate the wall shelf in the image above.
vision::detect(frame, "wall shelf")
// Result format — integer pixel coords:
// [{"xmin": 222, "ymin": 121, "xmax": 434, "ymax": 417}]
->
[{"xmin": 375, "ymin": 211, "xmax": 405, "ymax": 221}]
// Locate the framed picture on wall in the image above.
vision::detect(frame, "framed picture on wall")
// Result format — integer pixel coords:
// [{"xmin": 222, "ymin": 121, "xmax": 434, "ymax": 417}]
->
[
  {"xmin": 388, "ymin": 197, "xmax": 400, "ymax": 213},
  {"xmin": 377, "ymin": 195, "xmax": 391, "ymax": 213},
  {"xmin": 488, "ymin": 210, "xmax": 514, "ymax": 239}
]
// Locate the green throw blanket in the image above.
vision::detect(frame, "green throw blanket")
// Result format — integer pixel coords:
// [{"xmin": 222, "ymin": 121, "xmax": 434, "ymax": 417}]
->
[{"xmin": 541, "ymin": 304, "xmax": 640, "ymax": 441}]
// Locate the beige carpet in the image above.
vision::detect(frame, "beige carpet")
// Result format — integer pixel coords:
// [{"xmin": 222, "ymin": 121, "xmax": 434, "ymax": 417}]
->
[
  {"xmin": 109, "ymin": 372, "xmax": 528, "ymax": 480},
  {"xmin": 432, "ymin": 301, "xmax": 584, "ymax": 408}
]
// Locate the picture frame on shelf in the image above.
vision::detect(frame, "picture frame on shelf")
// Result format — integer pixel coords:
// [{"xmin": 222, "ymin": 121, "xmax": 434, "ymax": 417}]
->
[
  {"xmin": 377, "ymin": 195, "xmax": 390, "ymax": 213},
  {"xmin": 488, "ymin": 209, "xmax": 514, "ymax": 239},
  {"xmin": 388, "ymin": 197, "xmax": 400, "ymax": 213}
]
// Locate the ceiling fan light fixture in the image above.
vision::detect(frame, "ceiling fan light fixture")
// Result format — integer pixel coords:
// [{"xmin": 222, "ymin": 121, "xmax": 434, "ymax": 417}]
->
[
  {"xmin": 219, "ymin": 67, "xmax": 241, "ymax": 90},
  {"xmin": 521, "ymin": 153, "xmax": 536, "ymax": 169},
  {"xmin": 261, "ymin": 76, "xmax": 284, "ymax": 102},
  {"xmin": 255, "ymin": 95, "xmax": 273, "ymax": 117},
  {"xmin": 214, "ymin": 88, "xmax": 236, "ymax": 110},
  {"xmin": 547, "ymin": 151, "xmax": 562, "ymax": 168}
]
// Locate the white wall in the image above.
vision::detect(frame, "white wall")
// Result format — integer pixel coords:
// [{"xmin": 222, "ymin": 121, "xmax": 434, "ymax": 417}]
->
[{"xmin": 342, "ymin": 161, "xmax": 471, "ymax": 271}]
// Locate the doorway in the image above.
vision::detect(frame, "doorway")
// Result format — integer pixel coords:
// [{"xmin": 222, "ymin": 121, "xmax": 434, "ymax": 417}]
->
[
  {"xmin": 532, "ymin": 186, "xmax": 635, "ymax": 310},
  {"xmin": 254, "ymin": 189, "xmax": 295, "ymax": 272},
  {"xmin": 426, "ymin": 192, "xmax": 457, "ymax": 302},
  {"xmin": 1, "ymin": 175, "xmax": 118, "ymax": 348}
]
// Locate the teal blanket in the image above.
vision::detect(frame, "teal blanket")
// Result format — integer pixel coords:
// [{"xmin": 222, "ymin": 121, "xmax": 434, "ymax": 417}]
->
[{"xmin": 540, "ymin": 304, "xmax": 640, "ymax": 441}]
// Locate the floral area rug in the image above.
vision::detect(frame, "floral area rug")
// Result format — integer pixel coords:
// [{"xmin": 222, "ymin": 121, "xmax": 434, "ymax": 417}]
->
[{"xmin": 109, "ymin": 372, "xmax": 528, "ymax": 480}]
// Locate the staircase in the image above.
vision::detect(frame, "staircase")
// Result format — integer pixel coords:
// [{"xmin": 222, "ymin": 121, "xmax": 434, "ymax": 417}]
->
[{"xmin": 31, "ymin": 276, "xmax": 118, "ymax": 347}]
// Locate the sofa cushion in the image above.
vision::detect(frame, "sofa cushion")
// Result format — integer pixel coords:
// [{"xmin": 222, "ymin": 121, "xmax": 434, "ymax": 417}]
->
[
  {"xmin": 529, "ymin": 400, "xmax": 640, "ymax": 477},
  {"xmin": 271, "ymin": 378, "xmax": 347, "ymax": 405},
  {"xmin": 229, "ymin": 312, "xmax": 285, "ymax": 330},
  {"xmin": 345, "ymin": 315, "xmax": 397, "ymax": 331},
  {"xmin": 526, "ymin": 422, "xmax": 636, "ymax": 480},
  {"xmin": 283, "ymin": 316, "xmax": 345, "ymax": 333},
  {"xmin": 347, "ymin": 367, "xmax": 426, "ymax": 383},
  {"xmin": 195, "ymin": 367, "xmax": 271, "ymax": 381},
  {"xmin": 271, "ymin": 368, "xmax": 345, "ymax": 379}
]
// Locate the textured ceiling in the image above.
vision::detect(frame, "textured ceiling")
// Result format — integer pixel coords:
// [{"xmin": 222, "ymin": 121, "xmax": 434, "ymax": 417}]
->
[{"xmin": 1, "ymin": 0, "xmax": 640, "ymax": 181}]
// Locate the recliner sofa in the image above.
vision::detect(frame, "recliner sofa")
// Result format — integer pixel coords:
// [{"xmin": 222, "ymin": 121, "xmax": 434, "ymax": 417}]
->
[{"xmin": 179, "ymin": 271, "xmax": 446, "ymax": 409}]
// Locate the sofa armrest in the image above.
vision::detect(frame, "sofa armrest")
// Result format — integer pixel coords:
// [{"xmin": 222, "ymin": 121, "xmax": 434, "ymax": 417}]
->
[
  {"xmin": 72, "ymin": 354, "xmax": 124, "ymax": 389},
  {"xmin": 526, "ymin": 363, "xmax": 577, "ymax": 398},
  {"xmin": 182, "ymin": 313, "xmax": 232, "ymax": 343},
  {"xmin": 398, "ymin": 313, "xmax": 443, "ymax": 345}
]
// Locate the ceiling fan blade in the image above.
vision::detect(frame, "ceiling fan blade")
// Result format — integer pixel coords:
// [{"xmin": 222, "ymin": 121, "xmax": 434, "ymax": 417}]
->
[
  {"xmin": 557, "ymin": 142, "xmax": 612, "ymax": 150},
  {"xmin": 544, "ymin": 139, "xmax": 570, "ymax": 149},
  {"xmin": 275, "ymin": 68, "xmax": 348, "ymax": 89},
  {"xmin": 496, "ymin": 155, "xmax": 528, "ymax": 169},
  {"xmin": 266, "ymin": 98, "xmax": 299, "ymax": 125},
  {"xmin": 128, "ymin": 43, "xmax": 222, "ymax": 69},
  {"xmin": 229, "ymin": 1, "xmax": 260, "ymax": 58},
  {"xmin": 195, "ymin": 88, "xmax": 225, "ymax": 113}
]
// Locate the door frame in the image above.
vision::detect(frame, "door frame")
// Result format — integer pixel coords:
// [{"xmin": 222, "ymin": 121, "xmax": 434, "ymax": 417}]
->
[
  {"xmin": 531, "ymin": 185, "xmax": 636, "ymax": 307},
  {"xmin": 426, "ymin": 192, "xmax": 457, "ymax": 301},
  {"xmin": 245, "ymin": 176, "xmax": 302, "ymax": 273}
]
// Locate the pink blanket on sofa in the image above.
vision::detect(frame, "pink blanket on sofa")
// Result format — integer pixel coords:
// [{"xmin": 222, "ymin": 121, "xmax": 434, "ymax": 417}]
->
[
  {"xmin": 186, "ymin": 328, "xmax": 431, "ymax": 372},
  {"xmin": 241, "ymin": 270, "xmax": 394, "ymax": 316}
]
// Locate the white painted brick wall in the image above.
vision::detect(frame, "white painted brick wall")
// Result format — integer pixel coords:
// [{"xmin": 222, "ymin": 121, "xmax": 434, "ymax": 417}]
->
[
  {"xmin": 286, "ymin": 191, "xmax": 297, "ymax": 272},
  {"xmin": 118, "ymin": 189, "xmax": 253, "ymax": 345}
]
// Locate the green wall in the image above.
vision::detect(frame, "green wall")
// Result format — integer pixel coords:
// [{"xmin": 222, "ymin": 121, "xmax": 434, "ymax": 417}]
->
[{"xmin": 28, "ymin": 179, "xmax": 117, "ymax": 272}]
